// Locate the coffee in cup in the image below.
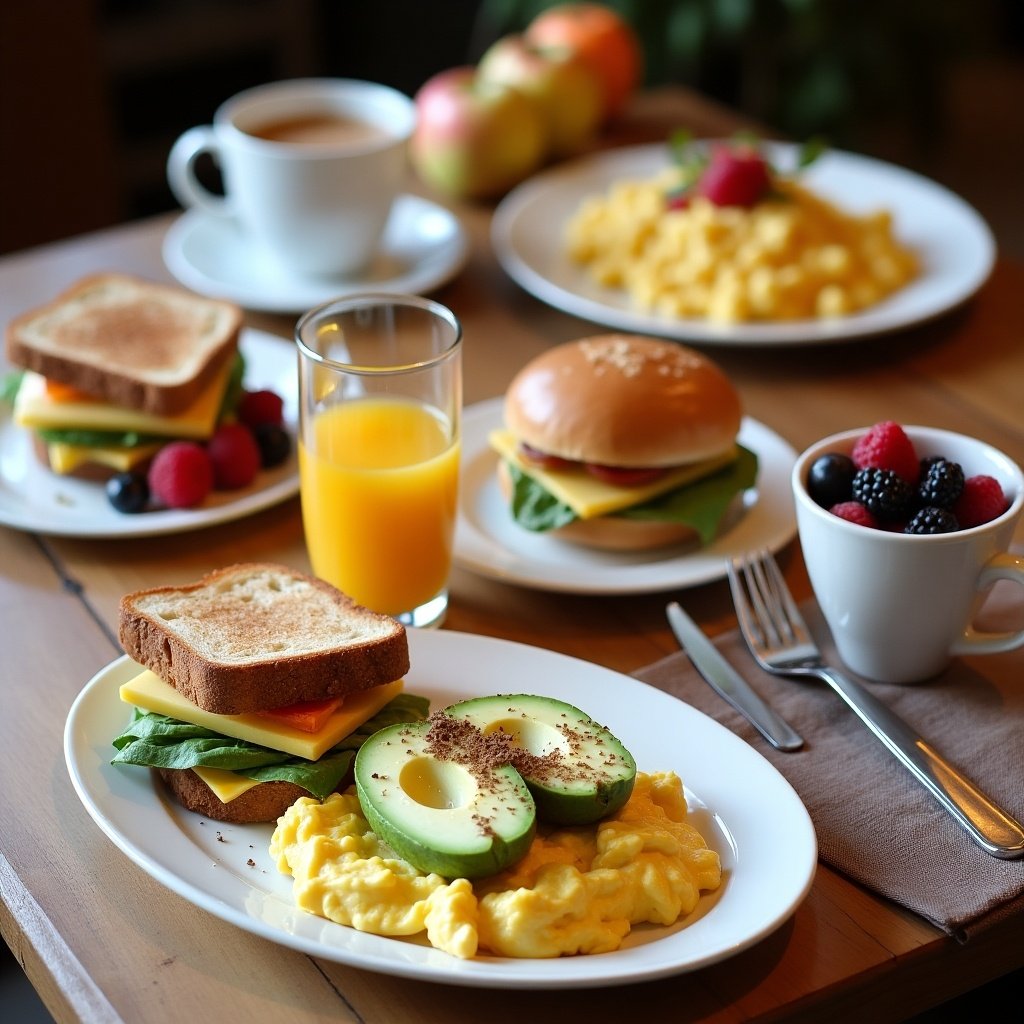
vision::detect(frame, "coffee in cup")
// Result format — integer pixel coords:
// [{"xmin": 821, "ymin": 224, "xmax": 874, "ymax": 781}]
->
[{"xmin": 167, "ymin": 78, "xmax": 416, "ymax": 279}]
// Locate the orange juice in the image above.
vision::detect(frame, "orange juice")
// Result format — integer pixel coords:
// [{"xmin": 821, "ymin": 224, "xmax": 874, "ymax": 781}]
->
[{"xmin": 299, "ymin": 397, "xmax": 460, "ymax": 617}]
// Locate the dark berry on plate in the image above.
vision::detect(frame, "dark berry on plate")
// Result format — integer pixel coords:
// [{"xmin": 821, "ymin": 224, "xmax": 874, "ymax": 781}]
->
[
  {"xmin": 916, "ymin": 457, "xmax": 964, "ymax": 509},
  {"xmin": 851, "ymin": 421, "xmax": 919, "ymax": 484},
  {"xmin": 851, "ymin": 466, "xmax": 913, "ymax": 521},
  {"xmin": 106, "ymin": 472, "xmax": 149, "ymax": 514},
  {"xmin": 208, "ymin": 423, "xmax": 261, "ymax": 489},
  {"xmin": 904, "ymin": 507, "xmax": 960, "ymax": 534},
  {"xmin": 829, "ymin": 501, "xmax": 878, "ymax": 528},
  {"xmin": 237, "ymin": 389, "xmax": 284, "ymax": 429},
  {"xmin": 253, "ymin": 422, "xmax": 291, "ymax": 468},
  {"xmin": 953, "ymin": 475, "xmax": 1009, "ymax": 528},
  {"xmin": 808, "ymin": 453, "xmax": 855, "ymax": 508},
  {"xmin": 148, "ymin": 442, "xmax": 213, "ymax": 509}
]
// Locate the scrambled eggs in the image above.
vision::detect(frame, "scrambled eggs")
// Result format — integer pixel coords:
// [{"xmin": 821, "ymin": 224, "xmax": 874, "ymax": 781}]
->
[
  {"xmin": 270, "ymin": 770, "xmax": 721, "ymax": 959},
  {"xmin": 565, "ymin": 169, "xmax": 918, "ymax": 322}
]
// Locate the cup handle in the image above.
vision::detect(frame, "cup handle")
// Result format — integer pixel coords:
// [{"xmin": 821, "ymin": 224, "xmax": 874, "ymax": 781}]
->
[
  {"xmin": 951, "ymin": 552, "xmax": 1024, "ymax": 656},
  {"xmin": 167, "ymin": 126, "xmax": 232, "ymax": 218}
]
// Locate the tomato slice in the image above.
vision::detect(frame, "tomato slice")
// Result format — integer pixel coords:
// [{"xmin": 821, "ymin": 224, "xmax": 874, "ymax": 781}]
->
[
  {"xmin": 518, "ymin": 442, "xmax": 577, "ymax": 471},
  {"xmin": 584, "ymin": 463, "xmax": 668, "ymax": 487},
  {"xmin": 44, "ymin": 379, "xmax": 97, "ymax": 403},
  {"xmin": 257, "ymin": 695, "xmax": 345, "ymax": 733}
]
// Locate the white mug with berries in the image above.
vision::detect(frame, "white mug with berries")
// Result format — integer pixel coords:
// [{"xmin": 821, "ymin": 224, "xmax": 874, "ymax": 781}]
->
[{"xmin": 792, "ymin": 421, "xmax": 1024, "ymax": 683}]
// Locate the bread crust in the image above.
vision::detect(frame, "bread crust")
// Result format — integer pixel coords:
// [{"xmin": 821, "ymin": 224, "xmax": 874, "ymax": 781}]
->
[
  {"xmin": 156, "ymin": 768, "xmax": 318, "ymax": 824},
  {"xmin": 6, "ymin": 273, "xmax": 242, "ymax": 415},
  {"xmin": 504, "ymin": 334, "xmax": 741, "ymax": 467},
  {"xmin": 119, "ymin": 563, "xmax": 410, "ymax": 714}
]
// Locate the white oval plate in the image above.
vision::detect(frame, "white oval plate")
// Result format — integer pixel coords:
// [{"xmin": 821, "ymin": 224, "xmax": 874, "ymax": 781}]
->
[
  {"xmin": 65, "ymin": 631, "xmax": 816, "ymax": 989},
  {"xmin": 453, "ymin": 398, "xmax": 797, "ymax": 594},
  {"xmin": 0, "ymin": 329, "xmax": 298, "ymax": 538},
  {"xmin": 492, "ymin": 142, "xmax": 996, "ymax": 346},
  {"xmin": 164, "ymin": 194, "xmax": 468, "ymax": 314}
]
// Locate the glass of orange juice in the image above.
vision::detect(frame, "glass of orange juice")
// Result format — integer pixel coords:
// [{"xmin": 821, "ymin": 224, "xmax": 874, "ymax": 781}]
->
[{"xmin": 295, "ymin": 293, "xmax": 462, "ymax": 628}]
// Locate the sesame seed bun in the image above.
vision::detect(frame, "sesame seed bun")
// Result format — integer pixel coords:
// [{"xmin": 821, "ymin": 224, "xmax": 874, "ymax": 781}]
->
[{"xmin": 504, "ymin": 334, "xmax": 742, "ymax": 467}]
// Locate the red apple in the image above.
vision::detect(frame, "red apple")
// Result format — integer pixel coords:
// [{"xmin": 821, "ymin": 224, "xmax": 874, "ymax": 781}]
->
[
  {"xmin": 410, "ymin": 66, "xmax": 547, "ymax": 200},
  {"xmin": 477, "ymin": 33, "xmax": 603, "ymax": 158},
  {"xmin": 525, "ymin": 2, "xmax": 643, "ymax": 123}
]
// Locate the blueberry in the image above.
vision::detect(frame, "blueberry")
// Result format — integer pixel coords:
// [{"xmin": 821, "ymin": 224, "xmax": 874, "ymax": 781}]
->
[
  {"xmin": 106, "ymin": 472, "xmax": 150, "ymax": 513},
  {"xmin": 807, "ymin": 453, "xmax": 855, "ymax": 509},
  {"xmin": 253, "ymin": 423, "xmax": 291, "ymax": 468}
]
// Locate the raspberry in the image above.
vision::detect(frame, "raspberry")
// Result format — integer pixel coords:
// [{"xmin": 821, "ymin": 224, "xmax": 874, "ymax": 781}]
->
[
  {"xmin": 696, "ymin": 144, "xmax": 771, "ymax": 207},
  {"xmin": 852, "ymin": 421, "xmax": 920, "ymax": 484},
  {"xmin": 953, "ymin": 475, "xmax": 1009, "ymax": 528},
  {"xmin": 208, "ymin": 423, "xmax": 261, "ymax": 490},
  {"xmin": 905, "ymin": 507, "xmax": 959, "ymax": 534},
  {"xmin": 148, "ymin": 442, "xmax": 213, "ymax": 509},
  {"xmin": 829, "ymin": 501, "xmax": 878, "ymax": 528},
  {"xmin": 237, "ymin": 389, "xmax": 284, "ymax": 429},
  {"xmin": 851, "ymin": 467, "xmax": 913, "ymax": 521},
  {"xmin": 916, "ymin": 457, "xmax": 964, "ymax": 509}
]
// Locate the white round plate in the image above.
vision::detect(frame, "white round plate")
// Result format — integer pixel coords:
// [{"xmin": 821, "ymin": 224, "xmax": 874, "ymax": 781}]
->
[
  {"xmin": 454, "ymin": 398, "xmax": 797, "ymax": 594},
  {"xmin": 0, "ymin": 329, "xmax": 299, "ymax": 538},
  {"xmin": 163, "ymin": 194, "xmax": 468, "ymax": 314},
  {"xmin": 65, "ymin": 631, "xmax": 816, "ymax": 989},
  {"xmin": 492, "ymin": 142, "xmax": 996, "ymax": 346}
]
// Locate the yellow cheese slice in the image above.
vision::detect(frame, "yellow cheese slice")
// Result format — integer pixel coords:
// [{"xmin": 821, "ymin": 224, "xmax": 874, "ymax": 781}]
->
[
  {"xmin": 13, "ymin": 360, "xmax": 232, "ymax": 439},
  {"xmin": 488, "ymin": 428, "xmax": 738, "ymax": 519},
  {"xmin": 46, "ymin": 439, "xmax": 162, "ymax": 474},
  {"xmin": 119, "ymin": 669, "xmax": 405, "ymax": 760},
  {"xmin": 191, "ymin": 765, "xmax": 260, "ymax": 803}
]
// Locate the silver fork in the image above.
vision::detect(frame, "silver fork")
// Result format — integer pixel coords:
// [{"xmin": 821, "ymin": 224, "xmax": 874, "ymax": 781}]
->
[{"xmin": 728, "ymin": 547, "xmax": 1024, "ymax": 860}]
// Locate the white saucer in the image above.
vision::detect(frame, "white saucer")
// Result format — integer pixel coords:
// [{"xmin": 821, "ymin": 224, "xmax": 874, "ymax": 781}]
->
[{"xmin": 163, "ymin": 194, "xmax": 469, "ymax": 314}]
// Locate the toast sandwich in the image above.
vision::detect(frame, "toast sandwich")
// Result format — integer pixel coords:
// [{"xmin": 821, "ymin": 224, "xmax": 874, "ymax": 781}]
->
[{"xmin": 112, "ymin": 563, "xmax": 424, "ymax": 823}]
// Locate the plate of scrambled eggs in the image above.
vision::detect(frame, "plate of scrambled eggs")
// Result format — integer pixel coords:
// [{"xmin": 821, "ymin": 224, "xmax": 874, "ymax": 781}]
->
[
  {"xmin": 66, "ymin": 630, "xmax": 816, "ymax": 989},
  {"xmin": 492, "ymin": 141, "xmax": 995, "ymax": 346}
]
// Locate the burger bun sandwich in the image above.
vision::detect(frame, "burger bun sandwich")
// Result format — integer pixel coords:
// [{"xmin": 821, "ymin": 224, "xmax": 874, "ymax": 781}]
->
[
  {"xmin": 112, "ymin": 563, "xmax": 426, "ymax": 823},
  {"xmin": 489, "ymin": 334, "xmax": 756, "ymax": 552}
]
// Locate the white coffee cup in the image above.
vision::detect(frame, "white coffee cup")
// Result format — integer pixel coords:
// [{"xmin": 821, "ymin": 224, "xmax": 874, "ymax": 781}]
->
[
  {"xmin": 793, "ymin": 425, "xmax": 1024, "ymax": 683},
  {"xmin": 167, "ymin": 78, "xmax": 416, "ymax": 279}
]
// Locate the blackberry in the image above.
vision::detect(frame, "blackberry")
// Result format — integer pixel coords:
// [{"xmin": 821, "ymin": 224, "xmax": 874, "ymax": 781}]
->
[
  {"xmin": 851, "ymin": 467, "xmax": 913, "ymax": 521},
  {"xmin": 916, "ymin": 457, "xmax": 964, "ymax": 510},
  {"xmin": 905, "ymin": 507, "xmax": 960, "ymax": 534},
  {"xmin": 254, "ymin": 422, "xmax": 291, "ymax": 468}
]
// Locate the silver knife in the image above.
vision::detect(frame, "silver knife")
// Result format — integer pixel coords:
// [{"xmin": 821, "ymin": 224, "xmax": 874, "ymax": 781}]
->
[{"xmin": 666, "ymin": 601, "xmax": 804, "ymax": 751}]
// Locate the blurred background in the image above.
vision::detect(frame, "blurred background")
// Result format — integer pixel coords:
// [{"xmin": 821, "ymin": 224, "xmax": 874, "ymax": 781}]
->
[{"xmin": 1, "ymin": 0, "xmax": 1022, "ymax": 259}]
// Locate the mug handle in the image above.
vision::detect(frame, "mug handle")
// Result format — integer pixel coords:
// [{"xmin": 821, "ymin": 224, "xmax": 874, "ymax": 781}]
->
[
  {"xmin": 167, "ymin": 126, "xmax": 232, "ymax": 218},
  {"xmin": 952, "ymin": 552, "xmax": 1024, "ymax": 655}
]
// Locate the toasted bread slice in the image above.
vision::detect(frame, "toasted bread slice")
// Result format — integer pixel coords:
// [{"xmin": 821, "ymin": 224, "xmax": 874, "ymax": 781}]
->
[
  {"xmin": 156, "ymin": 768, "xmax": 316, "ymax": 824},
  {"xmin": 6, "ymin": 273, "xmax": 242, "ymax": 416},
  {"xmin": 119, "ymin": 563, "xmax": 409, "ymax": 715}
]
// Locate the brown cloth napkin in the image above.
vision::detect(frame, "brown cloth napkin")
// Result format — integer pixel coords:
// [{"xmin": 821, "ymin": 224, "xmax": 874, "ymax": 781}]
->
[{"xmin": 634, "ymin": 584, "xmax": 1024, "ymax": 942}]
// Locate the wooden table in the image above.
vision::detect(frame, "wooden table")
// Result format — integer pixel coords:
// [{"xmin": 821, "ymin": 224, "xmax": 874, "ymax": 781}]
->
[{"xmin": 2, "ymin": 88, "xmax": 1022, "ymax": 1023}]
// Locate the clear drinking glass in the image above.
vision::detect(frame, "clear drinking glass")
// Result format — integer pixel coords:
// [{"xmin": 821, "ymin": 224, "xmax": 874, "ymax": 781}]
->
[{"xmin": 296, "ymin": 293, "xmax": 462, "ymax": 628}]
